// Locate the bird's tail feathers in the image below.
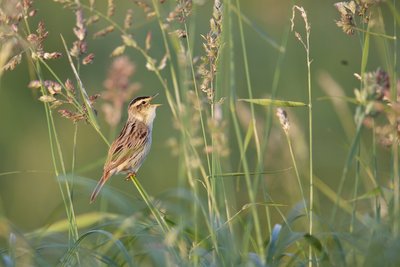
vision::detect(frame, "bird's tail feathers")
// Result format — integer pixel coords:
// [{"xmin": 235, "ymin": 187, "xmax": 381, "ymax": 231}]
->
[{"xmin": 90, "ymin": 172, "xmax": 110, "ymax": 203}]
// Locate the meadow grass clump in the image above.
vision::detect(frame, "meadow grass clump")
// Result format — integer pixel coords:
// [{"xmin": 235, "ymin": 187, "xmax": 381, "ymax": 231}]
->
[{"xmin": 0, "ymin": 0, "xmax": 400, "ymax": 266}]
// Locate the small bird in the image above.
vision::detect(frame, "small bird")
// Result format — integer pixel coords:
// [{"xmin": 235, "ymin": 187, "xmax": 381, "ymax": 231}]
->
[{"xmin": 90, "ymin": 94, "xmax": 161, "ymax": 203}]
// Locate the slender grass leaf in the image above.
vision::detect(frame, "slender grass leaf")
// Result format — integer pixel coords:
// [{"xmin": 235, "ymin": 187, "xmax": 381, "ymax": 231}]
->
[
  {"xmin": 386, "ymin": 1, "xmax": 400, "ymax": 25},
  {"xmin": 88, "ymin": 252, "xmax": 120, "ymax": 267},
  {"xmin": 1, "ymin": 255, "xmax": 13, "ymax": 267},
  {"xmin": 361, "ymin": 28, "xmax": 370, "ymax": 75},
  {"xmin": 316, "ymin": 95, "xmax": 358, "ymax": 105},
  {"xmin": 230, "ymin": 5, "xmax": 284, "ymax": 52},
  {"xmin": 57, "ymin": 174, "xmax": 138, "ymax": 212},
  {"xmin": 0, "ymin": 170, "xmax": 52, "ymax": 177},
  {"xmin": 284, "ymin": 202, "xmax": 308, "ymax": 224},
  {"xmin": 247, "ymin": 252, "xmax": 264, "ymax": 267},
  {"xmin": 314, "ymin": 175, "xmax": 367, "ymax": 225},
  {"xmin": 61, "ymin": 229, "xmax": 134, "ymax": 267},
  {"xmin": 303, "ymin": 234, "xmax": 331, "ymax": 264},
  {"xmin": 273, "ymin": 233, "xmax": 305, "ymax": 266},
  {"xmin": 353, "ymin": 27, "xmax": 396, "ymax": 39},
  {"xmin": 303, "ymin": 234, "xmax": 322, "ymax": 252},
  {"xmin": 209, "ymin": 168, "xmax": 292, "ymax": 179},
  {"xmin": 331, "ymin": 116, "xmax": 365, "ymax": 221},
  {"xmin": 195, "ymin": 202, "xmax": 286, "ymax": 249},
  {"xmin": 27, "ymin": 212, "xmax": 121, "ymax": 237},
  {"xmin": 239, "ymin": 98, "xmax": 307, "ymax": 107},
  {"xmin": 266, "ymin": 224, "xmax": 282, "ymax": 264},
  {"xmin": 328, "ymin": 233, "xmax": 347, "ymax": 267},
  {"xmin": 348, "ymin": 187, "xmax": 382, "ymax": 202},
  {"xmin": 285, "ymin": 248, "xmax": 307, "ymax": 266},
  {"xmin": 243, "ymin": 120, "xmax": 254, "ymax": 154}
]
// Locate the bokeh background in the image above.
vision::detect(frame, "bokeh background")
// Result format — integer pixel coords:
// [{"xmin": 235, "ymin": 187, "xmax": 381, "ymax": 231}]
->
[{"xmin": 0, "ymin": 0, "xmax": 397, "ymax": 232}]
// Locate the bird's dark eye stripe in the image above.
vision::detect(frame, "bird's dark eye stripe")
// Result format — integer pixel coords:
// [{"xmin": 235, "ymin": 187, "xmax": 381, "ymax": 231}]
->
[{"xmin": 129, "ymin": 96, "xmax": 150, "ymax": 106}]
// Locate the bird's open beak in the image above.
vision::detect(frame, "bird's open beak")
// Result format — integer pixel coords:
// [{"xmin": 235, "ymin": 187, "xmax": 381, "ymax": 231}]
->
[{"xmin": 150, "ymin": 93, "xmax": 162, "ymax": 107}]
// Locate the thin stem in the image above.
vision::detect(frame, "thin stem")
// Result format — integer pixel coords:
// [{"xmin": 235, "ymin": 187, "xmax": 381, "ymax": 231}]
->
[
  {"xmin": 150, "ymin": 0, "xmax": 183, "ymax": 110},
  {"xmin": 181, "ymin": 16, "xmax": 213, "ymax": 190},
  {"xmin": 22, "ymin": 15, "xmax": 80, "ymax": 252},
  {"xmin": 235, "ymin": 0, "xmax": 264, "ymax": 259},
  {"xmin": 71, "ymin": 123, "xmax": 78, "ymax": 198},
  {"xmin": 60, "ymin": 35, "xmax": 99, "ymax": 130},
  {"xmin": 128, "ymin": 175, "xmax": 182, "ymax": 264},
  {"xmin": 392, "ymin": 0, "xmax": 399, "ymax": 236},
  {"xmin": 129, "ymin": 175, "xmax": 169, "ymax": 232},
  {"xmin": 291, "ymin": 5, "xmax": 313, "ymax": 266},
  {"xmin": 353, "ymin": 27, "xmax": 396, "ymax": 40},
  {"xmin": 285, "ymin": 133, "xmax": 308, "ymax": 217},
  {"xmin": 235, "ymin": 0, "xmax": 261, "ymax": 158},
  {"xmin": 372, "ymin": 120, "xmax": 380, "ymax": 222},
  {"xmin": 306, "ymin": 33, "xmax": 313, "ymax": 267},
  {"xmin": 331, "ymin": 117, "xmax": 364, "ymax": 220},
  {"xmin": 350, "ymin": 146, "xmax": 361, "ymax": 233},
  {"xmin": 259, "ymin": 4, "xmax": 292, "ymax": 238},
  {"xmin": 229, "ymin": 4, "xmax": 284, "ymax": 52}
]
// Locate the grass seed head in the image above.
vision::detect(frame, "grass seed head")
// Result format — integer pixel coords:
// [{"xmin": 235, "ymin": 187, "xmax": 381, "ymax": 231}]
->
[
  {"xmin": 124, "ymin": 9, "xmax": 133, "ymax": 30},
  {"xmin": 101, "ymin": 56, "xmax": 141, "ymax": 126},
  {"xmin": 197, "ymin": 0, "xmax": 223, "ymax": 104},
  {"xmin": 276, "ymin": 108, "xmax": 290, "ymax": 134}
]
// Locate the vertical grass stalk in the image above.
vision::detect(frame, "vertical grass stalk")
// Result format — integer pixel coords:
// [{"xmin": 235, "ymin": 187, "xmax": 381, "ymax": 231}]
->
[
  {"xmin": 391, "ymin": 0, "xmax": 399, "ymax": 236},
  {"xmin": 235, "ymin": 0, "xmax": 265, "ymax": 259},
  {"xmin": 22, "ymin": 12, "xmax": 80, "ymax": 250},
  {"xmin": 290, "ymin": 5, "xmax": 313, "ymax": 265},
  {"xmin": 284, "ymin": 131, "xmax": 308, "ymax": 218}
]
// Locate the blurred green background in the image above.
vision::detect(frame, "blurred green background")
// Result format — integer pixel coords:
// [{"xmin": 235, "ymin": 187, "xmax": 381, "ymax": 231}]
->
[{"xmin": 0, "ymin": 0, "xmax": 396, "ymax": 232}]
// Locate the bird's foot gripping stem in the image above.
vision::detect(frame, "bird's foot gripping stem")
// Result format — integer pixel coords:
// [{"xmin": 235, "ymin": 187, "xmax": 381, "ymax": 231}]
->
[{"xmin": 125, "ymin": 172, "xmax": 136, "ymax": 181}]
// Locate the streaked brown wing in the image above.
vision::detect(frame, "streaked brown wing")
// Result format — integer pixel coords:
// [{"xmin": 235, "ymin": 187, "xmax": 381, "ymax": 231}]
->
[{"xmin": 104, "ymin": 120, "xmax": 149, "ymax": 172}]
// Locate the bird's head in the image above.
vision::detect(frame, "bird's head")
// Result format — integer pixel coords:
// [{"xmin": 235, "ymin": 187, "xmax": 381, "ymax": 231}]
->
[{"xmin": 128, "ymin": 94, "xmax": 161, "ymax": 125}]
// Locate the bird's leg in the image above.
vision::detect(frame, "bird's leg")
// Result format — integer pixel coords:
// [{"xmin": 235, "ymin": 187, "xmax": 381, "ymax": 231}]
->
[{"xmin": 125, "ymin": 172, "xmax": 136, "ymax": 181}]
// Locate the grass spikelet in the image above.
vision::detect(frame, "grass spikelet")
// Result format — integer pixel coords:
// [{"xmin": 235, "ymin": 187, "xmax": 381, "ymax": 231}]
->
[
  {"xmin": 107, "ymin": 0, "xmax": 115, "ymax": 18},
  {"xmin": 93, "ymin": 26, "xmax": 115, "ymax": 38},
  {"xmin": 198, "ymin": 0, "xmax": 223, "ymax": 103}
]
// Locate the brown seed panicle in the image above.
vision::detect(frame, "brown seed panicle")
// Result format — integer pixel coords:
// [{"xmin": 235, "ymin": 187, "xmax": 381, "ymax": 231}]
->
[
  {"xmin": 334, "ymin": 0, "xmax": 381, "ymax": 35},
  {"xmin": 102, "ymin": 56, "xmax": 141, "ymax": 127},
  {"xmin": 354, "ymin": 69, "xmax": 400, "ymax": 148},
  {"xmin": 197, "ymin": 0, "xmax": 223, "ymax": 104}
]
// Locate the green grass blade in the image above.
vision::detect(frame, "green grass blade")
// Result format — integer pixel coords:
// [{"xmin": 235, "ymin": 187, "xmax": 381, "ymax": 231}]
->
[
  {"xmin": 27, "ymin": 212, "xmax": 121, "ymax": 237},
  {"xmin": 314, "ymin": 174, "xmax": 367, "ymax": 225},
  {"xmin": 209, "ymin": 168, "xmax": 292, "ymax": 178},
  {"xmin": 239, "ymin": 98, "xmax": 307, "ymax": 107},
  {"xmin": 230, "ymin": 5, "xmax": 284, "ymax": 52},
  {"xmin": 61, "ymin": 229, "xmax": 134, "ymax": 267},
  {"xmin": 331, "ymin": 116, "xmax": 364, "ymax": 221},
  {"xmin": 386, "ymin": 1, "xmax": 400, "ymax": 25},
  {"xmin": 348, "ymin": 187, "xmax": 382, "ymax": 202},
  {"xmin": 361, "ymin": 30, "xmax": 370, "ymax": 74},
  {"xmin": 266, "ymin": 224, "xmax": 282, "ymax": 264}
]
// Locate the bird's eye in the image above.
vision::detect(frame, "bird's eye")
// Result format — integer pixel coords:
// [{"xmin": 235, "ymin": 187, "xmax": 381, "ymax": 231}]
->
[{"xmin": 141, "ymin": 101, "xmax": 146, "ymax": 105}]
